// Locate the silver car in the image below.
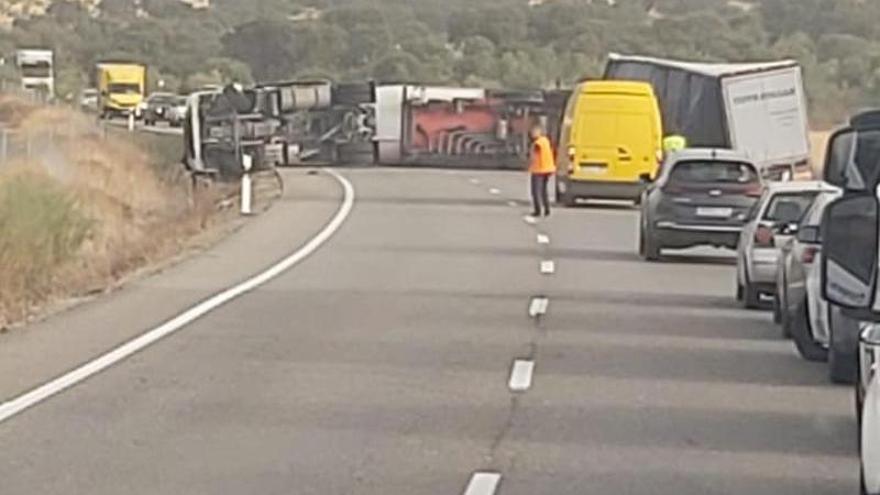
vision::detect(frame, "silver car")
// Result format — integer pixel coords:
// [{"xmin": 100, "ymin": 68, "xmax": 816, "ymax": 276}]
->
[{"xmin": 735, "ymin": 181, "xmax": 838, "ymax": 308}]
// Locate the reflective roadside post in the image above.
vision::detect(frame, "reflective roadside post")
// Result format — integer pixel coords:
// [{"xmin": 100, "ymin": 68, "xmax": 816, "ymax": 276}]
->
[
  {"xmin": 241, "ymin": 153, "xmax": 253, "ymax": 216},
  {"xmin": 127, "ymin": 111, "xmax": 135, "ymax": 132}
]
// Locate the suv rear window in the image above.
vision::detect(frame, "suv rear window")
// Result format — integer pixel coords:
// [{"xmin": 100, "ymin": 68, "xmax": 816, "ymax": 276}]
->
[
  {"xmin": 762, "ymin": 192, "xmax": 817, "ymax": 223},
  {"xmin": 669, "ymin": 160, "xmax": 758, "ymax": 184}
]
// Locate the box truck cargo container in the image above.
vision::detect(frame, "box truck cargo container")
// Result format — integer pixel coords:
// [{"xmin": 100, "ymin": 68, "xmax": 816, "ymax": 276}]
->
[{"xmin": 605, "ymin": 54, "xmax": 811, "ymax": 180}]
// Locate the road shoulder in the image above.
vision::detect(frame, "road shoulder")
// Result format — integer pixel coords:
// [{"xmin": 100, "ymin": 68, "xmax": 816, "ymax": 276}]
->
[{"xmin": 0, "ymin": 168, "xmax": 344, "ymax": 402}]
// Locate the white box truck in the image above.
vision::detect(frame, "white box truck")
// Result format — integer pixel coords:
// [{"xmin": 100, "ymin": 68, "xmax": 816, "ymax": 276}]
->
[
  {"xmin": 605, "ymin": 53, "xmax": 811, "ymax": 179},
  {"xmin": 15, "ymin": 48, "xmax": 54, "ymax": 102}
]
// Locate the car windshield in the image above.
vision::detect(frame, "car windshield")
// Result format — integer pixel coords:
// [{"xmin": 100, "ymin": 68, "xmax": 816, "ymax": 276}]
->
[
  {"xmin": 108, "ymin": 83, "xmax": 140, "ymax": 94},
  {"xmin": 669, "ymin": 160, "xmax": 758, "ymax": 184},
  {"xmin": 762, "ymin": 192, "xmax": 817, "ymax": 223},
  {"xmin": 148, "ymin": 95, "xmax": 175, "ymax": 104}
]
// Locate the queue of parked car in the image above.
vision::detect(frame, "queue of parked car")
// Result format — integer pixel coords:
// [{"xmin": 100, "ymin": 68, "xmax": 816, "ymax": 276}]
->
[
  {"xmin": 79, "ymin": 88, "xmax": 188, "ymax": 127},
  {"xmin": 633, "ymin": 109, "xmax": 880, "ymax": 495}
]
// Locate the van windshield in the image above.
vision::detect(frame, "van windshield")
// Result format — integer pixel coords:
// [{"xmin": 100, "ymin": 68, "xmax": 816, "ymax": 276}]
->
[
  {"xmin": 669, "ymin": 160, "xmax": 758, "ymax": 184},
  {"xmin": 108, "ymin": 83, "xmax": 140, "ymax": 94}
]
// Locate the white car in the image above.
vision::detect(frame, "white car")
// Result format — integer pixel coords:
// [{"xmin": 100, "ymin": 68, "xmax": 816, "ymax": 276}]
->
[
  {"xmin": 736, "ymin": 181, "xmax": 836, "ymax": 308},
  {"xmin": 858, "ymin": 323, "xmax": 880, "ymax": 494}
]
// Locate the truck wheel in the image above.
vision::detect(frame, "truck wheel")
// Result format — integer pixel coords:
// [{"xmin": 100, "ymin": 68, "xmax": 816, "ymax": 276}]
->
[
  {"xmin": 333, "ymin": 83, "xmax": 375, "ymax": 106},
  {"xmin": 790, "ymin": 299, "xmax": 828, "ymax": 362},
  {"xmin": 829, "ymin": 316, "xmax": 858, "ymax": 384},
  {"xmin": 337, "ymin": 142, "xmax": 376, "ymax": 165}
]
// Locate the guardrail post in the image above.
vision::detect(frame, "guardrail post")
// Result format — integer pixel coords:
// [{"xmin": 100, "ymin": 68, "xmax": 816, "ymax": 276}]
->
[
  {"xmin": 0, "ymin": 128, "xmax": 7, "ymax": 166},
  {"xmin": 240, "ymin": 154, "xmax": 253, "ymax": 216}
]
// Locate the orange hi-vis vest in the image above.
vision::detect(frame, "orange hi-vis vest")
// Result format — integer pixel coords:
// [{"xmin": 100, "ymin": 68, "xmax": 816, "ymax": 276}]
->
[{"xmin": 529, "ymin": 136, "xmax": 556, "ymax": 174}]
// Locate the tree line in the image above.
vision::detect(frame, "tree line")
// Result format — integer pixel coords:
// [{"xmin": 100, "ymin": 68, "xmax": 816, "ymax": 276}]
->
[{"xmin": 0, "ymin": 0, "xmax": 877, "ymax": 126}]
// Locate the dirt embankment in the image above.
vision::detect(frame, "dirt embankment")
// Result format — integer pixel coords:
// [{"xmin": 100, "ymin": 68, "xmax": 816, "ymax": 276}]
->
[{"xmin": 0, "ymin": 97, "xmax": 224, "ymax": 329}]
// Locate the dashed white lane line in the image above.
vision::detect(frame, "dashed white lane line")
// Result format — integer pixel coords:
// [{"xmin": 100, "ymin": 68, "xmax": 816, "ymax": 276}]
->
[
  {"xmin": 508, "ymin": 360, "xmax": 535, "ymax": 392},
  {"xmin": 489, "ymin": 188, "xmax": 501, "ymax": 195},
  {"xmin": 528, "ymin": 296, "xmax": 549, "ymax": 317},
  {"xmin": 0, "ymin": 169, "xmax": 356, "ymax": 425},
  {"xmin": 469, "ymin": 178, "xmax": 481, "ymax": 185},
  {"xmin": 537, "ymin": 233, "xmax": 550, "ymax": 245},
  {"xmin": 540, "ymin": 260, "xmax": 556, "ymax": 274},
  {"xmin": 463, "ymin": 472, "xmax": 502, "ymax": 495},
  {"xmin": 508, "ymin": 200, "xmax": 518, "ymax": 207},
  {"xmin": 523, "ymin": 215, "xmax": 537, "ymax": 225}
]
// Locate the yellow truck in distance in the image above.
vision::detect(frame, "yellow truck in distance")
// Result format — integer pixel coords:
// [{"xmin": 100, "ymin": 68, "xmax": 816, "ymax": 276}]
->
[{"xmin": 96, "ymin": 62, "xmax": 146, "ymax": 118}]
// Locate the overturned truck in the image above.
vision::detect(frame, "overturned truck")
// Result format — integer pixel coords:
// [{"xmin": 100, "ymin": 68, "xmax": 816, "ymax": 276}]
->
[{"xmin": 183, "ymin": 80, "xmax": 568, "ymax": 176}]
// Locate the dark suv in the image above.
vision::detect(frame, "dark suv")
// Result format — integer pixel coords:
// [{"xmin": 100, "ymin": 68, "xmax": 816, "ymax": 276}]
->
[{"xmin": 639, "ymin": 149, "xmax": 763, "ymax": 261}]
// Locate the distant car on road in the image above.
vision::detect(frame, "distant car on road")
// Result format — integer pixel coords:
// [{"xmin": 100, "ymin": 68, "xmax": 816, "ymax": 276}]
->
[
  {"xmin": 639, "ymin": 149, "xmax": 762, "ymax": 261},
  {"xmin": 775, "ymin": 189, "xmax": 841, "ymax": 361},
  {"xmin": 79, "ymin": 88, "xmax": 99, "ymax": 113},
  {"xmin": 736, "ymin": 181, "xmax": 835, "ymax": 308},
  {"xmin": 142, "ymin": 92, "xmax": 185, "ymax": 126}
]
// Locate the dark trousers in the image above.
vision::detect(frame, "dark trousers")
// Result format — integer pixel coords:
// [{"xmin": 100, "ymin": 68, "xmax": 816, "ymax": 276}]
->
[{"xmin": 530, "ymin": 173, "xmax": 551, "ymax": 215}]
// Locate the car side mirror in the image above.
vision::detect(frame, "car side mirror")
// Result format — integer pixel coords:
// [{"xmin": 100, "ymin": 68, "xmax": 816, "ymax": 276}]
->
[
  {"xmin": 796, "ymin": 225, "xmax": 820, "ymax": 243},
  {"xmin": 822, "ymin": 194, "xmax": 880, "ymax": 316}
]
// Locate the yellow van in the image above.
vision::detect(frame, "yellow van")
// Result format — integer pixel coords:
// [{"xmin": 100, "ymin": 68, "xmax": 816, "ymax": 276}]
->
[{"xmin": 556, "ymin": 81, "xmax": 663, "ymax": 205}]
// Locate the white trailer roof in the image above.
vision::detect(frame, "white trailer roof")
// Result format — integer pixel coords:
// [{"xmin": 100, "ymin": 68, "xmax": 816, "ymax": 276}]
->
[{"xmin": 608, "ymin": 53, "xmax": 798, "ymax": 78}]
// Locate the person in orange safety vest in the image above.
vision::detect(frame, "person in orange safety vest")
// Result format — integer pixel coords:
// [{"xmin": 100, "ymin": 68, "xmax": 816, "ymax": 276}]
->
[{"xmin": 528, "ymin": 125, "xmax": 556, "ymax": 217}]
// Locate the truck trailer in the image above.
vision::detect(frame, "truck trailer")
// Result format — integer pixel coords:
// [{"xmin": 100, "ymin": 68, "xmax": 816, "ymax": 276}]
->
[{"xmin": 605, "ymin": 53, "xmax": 811, "ymax": 179}]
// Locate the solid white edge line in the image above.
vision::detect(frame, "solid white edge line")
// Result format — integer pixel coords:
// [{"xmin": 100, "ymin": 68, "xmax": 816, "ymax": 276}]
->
[
  {"xmin": 464, "ymin": 472, "xmax": 502, "ymax": 495},
  {"xmin": 0, "ymin": 168, "xmax": 355, "ymax": 425},
  {"xmin": 537, "ymin": 234, "xmax": 550, "ymax": 245},
  {"xmin": 508, "ymin": 360, "xmax": 535, "ymax": 392},
  {"xmin": 540, "ymin": 260, "xmax": 556, "ymax": 274}
]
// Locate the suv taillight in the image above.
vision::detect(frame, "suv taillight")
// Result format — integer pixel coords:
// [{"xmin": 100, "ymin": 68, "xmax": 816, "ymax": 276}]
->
[
  {"xmin": 745, "ymin": 183, "xmax": 763, "ymax": 197},
  {"xmin": 754, "ymin": 225, "xmax": 774, "ymax": 247}
]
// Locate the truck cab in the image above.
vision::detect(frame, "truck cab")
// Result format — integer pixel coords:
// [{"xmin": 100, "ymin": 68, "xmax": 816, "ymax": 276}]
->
[{"xmin": 818, "ymin": 110, "xmax": 880, "ymax": 494}]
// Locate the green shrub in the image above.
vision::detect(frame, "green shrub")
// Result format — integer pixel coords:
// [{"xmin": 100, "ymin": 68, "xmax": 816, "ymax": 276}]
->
[{"xmin": 0, "ymin": 172, "xmax": 92, "ymax": 313}]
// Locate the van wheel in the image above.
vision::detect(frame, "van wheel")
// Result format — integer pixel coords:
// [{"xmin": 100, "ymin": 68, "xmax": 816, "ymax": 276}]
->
[
  {"xmin": 556, "ymin": 182, "xmax": 575, "ymax": 207},
  {"xmin": 790, "ymin": 299, "xmax": 828, "ymax": 362}
]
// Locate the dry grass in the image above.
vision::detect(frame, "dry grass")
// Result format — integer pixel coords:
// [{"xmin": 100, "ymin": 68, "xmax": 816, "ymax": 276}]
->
[{"xmin": 0, "ymin": 98, "xmax": 218, "ymax": 328}]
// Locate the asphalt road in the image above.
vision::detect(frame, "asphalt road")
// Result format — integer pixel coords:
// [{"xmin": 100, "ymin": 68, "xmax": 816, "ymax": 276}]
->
[{"xmin": 0, "ymin": 167, "xmax": 858, "ymax": 494}]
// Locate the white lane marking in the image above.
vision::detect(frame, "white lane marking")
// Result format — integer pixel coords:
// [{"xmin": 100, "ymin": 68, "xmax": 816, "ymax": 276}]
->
[
  {"xmin": 507, "ymin": 200, "xmax": 518, "ymax": 207},
  {"xmin": 523, "ymin": 215, "xmax": 537, "ymax": 225},
  {"xmin": 489, "ymin": 188, "xmax": 501, "ymax": 195},
  {"xmin": 469, "ymin": 178, "xmax": 481, "ymax": 185},
  {"xmin": 508, "ymin": 360, "xmax": 535, "ymax": 392},
  {"xmin": 537, "ymin": 234, "xmax": 550, "ymax": 245},
  {"xmin": 0, "ymin": 169, "xmax": 356, "ymax": 425},
  {"xmin": 463, "ymin": 472, "xmax": 501, "ymax": 495},
  {"xmin": 540, "ymin": 260, "xmax": 556, "ymax": 275},
  {"xmin": 528, "ymin": 296, "xmax": 549, "ymax": 317}
]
